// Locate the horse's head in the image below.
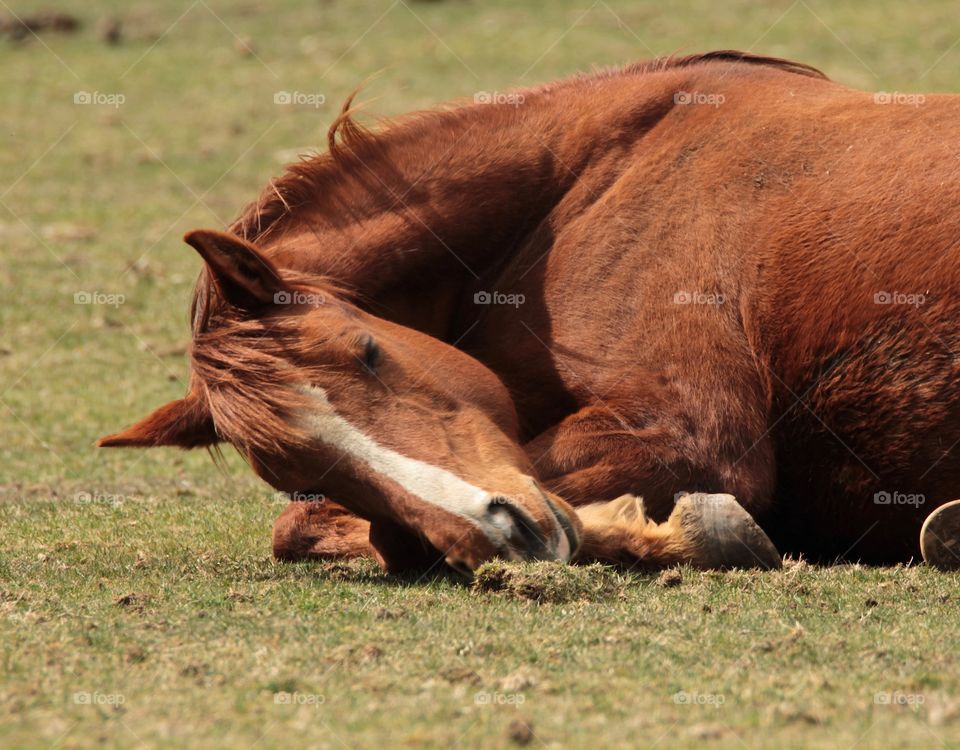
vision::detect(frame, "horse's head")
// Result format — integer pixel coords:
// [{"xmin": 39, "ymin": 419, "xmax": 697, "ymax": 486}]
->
[{"xmin": 99, "ymin": 229, "xmax": 580, "ymax": 572}]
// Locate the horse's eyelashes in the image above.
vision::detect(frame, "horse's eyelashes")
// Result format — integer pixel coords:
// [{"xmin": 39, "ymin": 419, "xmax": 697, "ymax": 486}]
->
[{"xmin": 359, "ymin": 335, "xmax": 382, "ymax": 374}]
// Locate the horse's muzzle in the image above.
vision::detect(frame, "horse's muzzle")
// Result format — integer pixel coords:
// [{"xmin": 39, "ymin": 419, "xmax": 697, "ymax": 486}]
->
[{"xmin": 478, "ymin": 494, "xmax": 579, "ymax": 564}]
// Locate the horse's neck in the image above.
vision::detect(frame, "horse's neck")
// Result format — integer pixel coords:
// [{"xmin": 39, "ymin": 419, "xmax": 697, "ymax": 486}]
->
[
  {"xmin": 272, "ymin": 109, "xmax": 568, "ymax": 288},
  {"xmin": 269, "ymin": 73, "xmax": 677, "ymax": 322}
]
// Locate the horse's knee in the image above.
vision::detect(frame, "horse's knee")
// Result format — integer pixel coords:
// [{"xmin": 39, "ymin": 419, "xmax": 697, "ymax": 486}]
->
[{"xmin": 528, "ymin": 404, "xmax": 775, "ymax": 521}]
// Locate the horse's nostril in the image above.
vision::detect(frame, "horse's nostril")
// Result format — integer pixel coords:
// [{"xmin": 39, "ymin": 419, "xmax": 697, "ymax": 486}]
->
[
  {"xmin": 542, "ymin": 495, "xmax": 579, "ymax": 562},
  {"xmin": 486, "ymin": 497, "xmax": 552, "ymax": 561}
]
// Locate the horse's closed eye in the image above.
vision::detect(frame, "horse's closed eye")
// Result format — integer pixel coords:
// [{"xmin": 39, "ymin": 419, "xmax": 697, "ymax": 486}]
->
[{"xmin": 358, "ymin": 334, "xmax": 382, "ymax": 374}]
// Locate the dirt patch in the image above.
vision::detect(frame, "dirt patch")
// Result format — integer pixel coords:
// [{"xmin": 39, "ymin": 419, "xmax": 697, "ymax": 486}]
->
[
  {"xmin": 472, "ymin": 561, "xmax": 623, "ymax": 603},
  {"xmin": 1, "ymin": 12, "xmax": 80, "ymax": 41},
  {"xmin": 506, "ymin": 717, "xmax": 535, "ymax": 745},
  {"xmin": 439, "ymin": 666, "xmax": 482, "ymax": 685},
  {"xmin": 374, "ymin": 607, "xmax": 406, "ymax": 620},
  {"xmin": 655, "ymin": 568, "xmax": 683, "ymax": 588},
  {"xmin": 96, "ymin": 17, "xmax": 122, "ymax": 45}
]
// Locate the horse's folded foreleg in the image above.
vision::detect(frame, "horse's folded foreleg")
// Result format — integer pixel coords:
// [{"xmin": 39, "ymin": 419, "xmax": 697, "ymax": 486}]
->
[
  {"xmin": 272, "ymin": 500, "xmax": 375, "ymax": 561},
  {"xmin": 573, "ymin": 492, "xmax": 781, "ymax": 570},
  {"xmin": 271, "ymin": 500, "xmax": 447, "ymax": 572}
]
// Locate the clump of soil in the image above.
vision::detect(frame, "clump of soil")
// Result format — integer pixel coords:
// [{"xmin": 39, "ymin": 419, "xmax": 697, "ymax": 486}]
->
[
  {"xmin": 655, "ymin": 568, "xmax": 683, "ymax": 588},
  {"xmin": 1, "ymin": 11, "xmax": 80, "ymax": 41},
  {"xmin": 506, "ymin": 717, "xmax": 535, "ymax": 745},
  {"xmin": 113, "ymin": 592, "xmax": 145, "ymax": 607},
  {"xmin": 113, "ymin": 592, "xmax": 150, "ymax": 614},
  {"xmin": 472, "ymin": 561, "xmax": 622, "ymax": 603},
  {"xmin": 374, "ymin": 607, "xmax": 406, "ymax": 620},
  {"xmin": 96, "ymin": 17, "xmax": 122, "ymax": 45},
  {"xmin": 439, "ymin": 666, "xmax": 481, "ymax": 685}
]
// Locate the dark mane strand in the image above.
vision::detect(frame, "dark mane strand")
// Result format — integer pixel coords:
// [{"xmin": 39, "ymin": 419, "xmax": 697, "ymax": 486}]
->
[
  {"xmin": 634, "ymin": 50, "xmax": 827, "ymax": 81},
  {"xmin": 327, "ymin": 87, "xmax": 376, "ymax": 161}
]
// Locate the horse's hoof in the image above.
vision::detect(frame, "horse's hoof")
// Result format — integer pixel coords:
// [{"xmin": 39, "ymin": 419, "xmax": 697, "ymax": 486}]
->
[
  {"xmin": 669, "ymin": 493, "xmax": 782, "ymax": 570},
  {"xmin": 921, "ymin": 499, "xmax": 960, "ymax": 571}
]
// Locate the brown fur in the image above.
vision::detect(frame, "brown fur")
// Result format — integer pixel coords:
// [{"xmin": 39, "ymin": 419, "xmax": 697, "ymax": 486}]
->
[
  {"xmin": 573, "ymin": 495, "xmax": 692, "ymax": 569},
  {"xmin": 102, "ymin": 51, "xmax": 960, "ymax": 568},
  {"xmin": 272, "ymin": 500, "xmax": 374, "ymax": 560}
]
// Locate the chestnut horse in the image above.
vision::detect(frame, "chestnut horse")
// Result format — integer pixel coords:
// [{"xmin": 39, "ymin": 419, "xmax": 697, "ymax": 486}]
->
[{"xmin": 100, "ymin": 51, "xmax": 960, "ymax": 572}]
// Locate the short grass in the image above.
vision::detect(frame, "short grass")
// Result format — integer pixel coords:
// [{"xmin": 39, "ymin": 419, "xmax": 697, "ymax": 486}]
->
[{"xmin": 3, "ymin": 0, "xmax": 960, "ymax": 747}]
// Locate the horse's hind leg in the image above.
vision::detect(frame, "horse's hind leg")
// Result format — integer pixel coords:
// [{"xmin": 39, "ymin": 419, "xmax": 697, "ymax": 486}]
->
[
  {"xmin": 272, "ymin": 500, "xmax": 374, "ymax": 561},
  {"xmin": 574, "ymin": 493, "xmax": 781, "ymax": 570}
]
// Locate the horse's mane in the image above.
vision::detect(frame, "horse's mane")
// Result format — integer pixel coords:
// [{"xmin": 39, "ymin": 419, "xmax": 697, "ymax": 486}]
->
[
  {"xmin": 616, "ymin": 50, "xmax": 826, "ymax": 82},
  {"xmin": 190, "ymin": 270, "xmax": 350, "ymax": 453},
  {"xmin": 227, "ymin": 51, "xmax": 827, "ymax": 245}
]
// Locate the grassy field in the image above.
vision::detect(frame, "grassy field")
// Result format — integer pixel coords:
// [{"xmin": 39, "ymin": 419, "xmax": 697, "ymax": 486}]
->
[{"xmin": 3, "ymin": 0, "xmax": 960, "ymax": 747}]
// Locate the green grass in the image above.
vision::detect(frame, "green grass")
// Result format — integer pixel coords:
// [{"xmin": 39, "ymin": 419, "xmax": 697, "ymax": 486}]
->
[{"xmin": 3, "ymin": 0, "xmax": 960, "ymax": 747}]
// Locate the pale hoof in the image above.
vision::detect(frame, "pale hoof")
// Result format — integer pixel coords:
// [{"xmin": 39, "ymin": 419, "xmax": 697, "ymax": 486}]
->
[
  {"xmin": 669, "ymin": 492, "xmax": 781, "ymax": 570},
  {"xmin": 921, "ymin": 499, "xmax": 960, "ymax": 571}
]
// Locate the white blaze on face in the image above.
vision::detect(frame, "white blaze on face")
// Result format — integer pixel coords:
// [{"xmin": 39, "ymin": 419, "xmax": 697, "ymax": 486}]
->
[{"xmin": 297, "ymin": 385, "xmax": 527, "ymax": 555}]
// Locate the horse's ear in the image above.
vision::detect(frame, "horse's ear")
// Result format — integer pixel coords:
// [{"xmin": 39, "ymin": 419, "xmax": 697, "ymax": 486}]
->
[
  {"xmin": 183, "ymin": 229, "xmax": 287, "ymax": 309},
  {"xmin": 97, "ymin": 396, "xmax": 219, "ymax": 448}
]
